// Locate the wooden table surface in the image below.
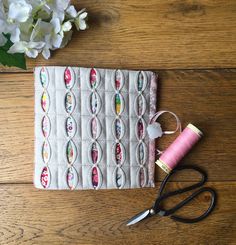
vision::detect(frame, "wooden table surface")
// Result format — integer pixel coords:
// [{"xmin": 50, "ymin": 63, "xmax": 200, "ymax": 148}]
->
[{"xmin": 0, "ymin": 1, "xmax": 235, "ymax": 244}]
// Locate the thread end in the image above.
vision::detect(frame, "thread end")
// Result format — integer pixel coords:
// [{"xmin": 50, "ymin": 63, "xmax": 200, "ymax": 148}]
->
[
  {"xmin": 155, "ymin": 160, "xmax": 172, "ymax": 174},
  {"xmin": 187, "ymin": 123, "xmax": 203, "ymax": 137}
]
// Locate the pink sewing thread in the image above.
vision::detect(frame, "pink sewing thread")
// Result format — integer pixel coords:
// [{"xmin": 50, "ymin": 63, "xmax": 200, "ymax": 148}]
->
[{"xmin": 156, "ymin": 124, "xmax": 202, "ymax": 174}]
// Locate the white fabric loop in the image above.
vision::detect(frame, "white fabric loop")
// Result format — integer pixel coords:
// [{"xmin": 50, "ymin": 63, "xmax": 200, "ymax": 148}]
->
[
  {"xmin": 147, "ymin": 110, "xmax": 181, "ymax": 154},
  {"xmin": 149, "ymin": 110, "xmax": 181, "ymax": 136}
]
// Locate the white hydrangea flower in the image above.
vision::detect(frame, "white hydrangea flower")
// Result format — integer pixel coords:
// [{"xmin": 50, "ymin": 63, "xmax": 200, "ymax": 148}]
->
[
  {"xmin": 61, "ymin": 21, "xmax": 72, "ymax": 33},
  {"xmin": 37, "ymin": 17, "xmax": 72, "ymax": 59},
  {"xmin": 19, "ymin": 17, "xmax": 34, "ymax": 41},
  {"xmin": 45, "ymin": 0, "xmax": 70, "ymax": 12},
  {"xmin": 42, "ymin": 34, "xmax": 52, "ymax": 59},
  {"xmin": 60, "ymin": 30, "xmax": 72, "ymax": 49},
  {"xmin": 8, "ymin": 0, "xmax": 32, "ymax": 23},
  {"xmin": 31, "ymin": 17, "xmax": 71, "ymax": 46},
  {"xmin": 66, "ymin": 5, "xmax": 77, "ymax": 18},
  {"xmin": 0, "ymin": 0, "xmax": 88, "ymax": 60},
  {"xmin": 0, "ymin": 0, "xmax": 32, "ymax": 43},
  {"xmin": 45, "ymin": 0, "xmax": 70, "ymax": 21},
  {"xmin": 8, "ymin": 40, "xmax": 45, "ymax": 58},
  {"xmin": 0, "ymin": 2, "xmax": 13, "ymax": 43},
  {"xmin": 74, "ymin": 10, "xmax": 88, "ymax": 31},
  {"xmin": 49, "ymin": 18, "xmax": 63, "ymax": 48},
  {"xmin": 66, "ymin": 7, "xmax": 88, "ymax": 31}
]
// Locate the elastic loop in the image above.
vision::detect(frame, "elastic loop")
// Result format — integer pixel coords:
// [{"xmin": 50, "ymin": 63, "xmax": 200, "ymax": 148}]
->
[
  {"xmin": 148, "ymin": 110, "xmax": 181, "ymax": 154},
  {"xmin": 149, "ymin": 110, "xmax": 181, "ymax": 135}
]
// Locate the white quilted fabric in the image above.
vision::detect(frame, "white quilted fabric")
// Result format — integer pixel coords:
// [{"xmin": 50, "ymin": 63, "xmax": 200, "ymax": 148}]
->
[{"xmin": 34, "ymin": 66, "xmax": 157, "ymax": 190}]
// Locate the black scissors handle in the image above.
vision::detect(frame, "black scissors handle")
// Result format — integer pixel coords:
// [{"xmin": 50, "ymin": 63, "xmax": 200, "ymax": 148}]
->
[
  {"xmin": 153, "ymin": 165, "xmax": 217, "ymax": 223},
  {"xmin": 154, "ymin": 165, "xmax": 207, "ymax": 210},
  {"xmin": 170, "ymin": 187, "xmax": 216, "ymax": 223}
]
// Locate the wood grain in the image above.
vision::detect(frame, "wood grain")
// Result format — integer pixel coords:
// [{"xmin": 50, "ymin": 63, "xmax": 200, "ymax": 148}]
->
[
  {"xmin": 0, "ymin": 1, "xmax": 236, "ymax": 244},
  {"xmin": 0, "ymin": 0, "xmax": 236, "ymax": 72},
  {"xmin": 0, "ymin": 182, "xmax": 235, "ymax": 245},
  {"xmin": 0, "ymin": 69, "xmax": 235, "ymax": 183}
]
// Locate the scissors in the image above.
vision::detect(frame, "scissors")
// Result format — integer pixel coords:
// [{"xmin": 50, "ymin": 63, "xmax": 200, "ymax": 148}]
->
[{"xmin": 127, "ymin": 165, "xmax": 216, "ymax": 226}]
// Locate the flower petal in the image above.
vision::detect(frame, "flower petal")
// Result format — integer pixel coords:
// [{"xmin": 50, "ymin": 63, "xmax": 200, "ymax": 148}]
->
[
  {"xmin": 75, "ymin": 11, "xmax": 88, "ymax": 31},
  {"xmin": 30, "ymin": 19, "xmax": 53, "ymax": 41},
  {"xmin": 62, "ymin": 21, "xmax": 72, "ymax": 32},
  {"xmin": 66, "ymin": 5, "xmax": 77, "ymax": 18},
  {"xmin": 51, "ymin": 17, "xmax": 61, "ymax": 34},
  {"xmin": 10, "ymin": 27, "xmax": 21, "ymax": 43},
  {"xmin": 52, "ymin": 34, "xmax": 63, "ymax": 48},
  {"xmin": 56, "ymin": 0, "xmax": 70, "ymax": 11},
  {"xmin": 0, "ymin": 33, "xmax": 7, "ymax": 46},
  {"xmin": 60, "ymin": 30, "xmax": 72, "ymax": 48},
  {"xmin": 8, "ymin": 41, "xmax": 26, "ymax": 53},
  {"xmin": 19, "ymin": 17, "xmax": 33, "ymax": 40},
  {"xmin": 42, "ymin": 48, "xmax": 51, "ymax": 59},
  {"xmin": 8, "ymin": 1, "xmax": 32, "ymax": 22},
  {"xmin": 26, "ymin": 49, "xmax": 39, "ymax": 58},
  {"xmin": 52, "ymin": 10, "xmax": 65, "ymax": 22},
  {"xmin": 0, "ymin": 2, "xmax": 5, "ymax": 19},
  {"xmin": 28, "ymin": 41, "xmax": 45, "ymax": 49},
  {"xmin": 80, "ymin": 12, "xmax": 88, "ymax": 20},
  {"xmin": 0, "ymin": 19, "xmax": 7, "ymax": 34},
  {"xmin": 79, "ymin": 20, "xmax": 87, "ymax": 30}
]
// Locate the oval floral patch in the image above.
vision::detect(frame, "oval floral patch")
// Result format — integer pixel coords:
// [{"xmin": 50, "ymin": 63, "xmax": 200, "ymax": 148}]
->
[
  {"xmin": 64, "ymin": 67, "xmax": 74, "ymax": 89},
  {"xmin": 65, "ymin": 92, "xmax": 75, "ymax": 114},
  {"xmin": 42, "ymin": 141, "xmax": 51, "ymax": 163},
  {"xmin": 115, "ymin": 143, "xmax": 122, "ymax": 165},
  {"xmin": 66, "ymin": 140, "xmax": 75, "ymax": 164},
  {"xmin": 66, "ymin": 116, "xmax": 76, "ymax": 138},
  {"xmin": 137, "ymin": 119, "xmax": 144, "ymax": 139},
  {"xmin": 91, "ymin": 142, "xmax": 98, "ymax": 164},
  {"xmin": 115, "ymin": 94, "xmax": 121, "ymax": 115},
  {"xmin": 41, "ymin": 91, "xmax": 49, "ymax": 112},
  {"xmin": 115, "ymin": 119, "xmax": 122, "ymax": 139},
  {"xmin": 90, "ymin": 93, "xmax": 98, "ymax": 114},
  {"xmin": 66, "ymin": 167, "xmax": 78, "ymax": 190},
  {"xmin": 91, "ymin": 117, "xmax": 97, "ymax": 139},
  {"xmin": 42, "ymin": 116, "xmax": 50, "ymax": 138},
  {"xmin": 90, "ymin": 68, "xmax": 97, "ymax": 89},
  {"xmin": 40, "ymin": 166, "xmax": 50, "ymax": 188},
  {"xmin": 40, "ymin": 67, "xmax": 49, "ymax": 88},
  {"xmin": 92, "ymin": 167, "xmax": 98, "ymax": 188}
]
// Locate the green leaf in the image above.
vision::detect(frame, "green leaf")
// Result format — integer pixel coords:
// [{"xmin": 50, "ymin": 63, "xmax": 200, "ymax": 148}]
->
[{"xmin": 0, "ymin": 33, "xmax": 26, "ymax": 70}]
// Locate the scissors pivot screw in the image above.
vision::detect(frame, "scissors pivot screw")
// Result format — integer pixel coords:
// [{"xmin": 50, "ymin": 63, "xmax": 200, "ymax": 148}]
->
[{"xmin": 150, "ymin": 209, "xmax": 155, "ymax": 215}]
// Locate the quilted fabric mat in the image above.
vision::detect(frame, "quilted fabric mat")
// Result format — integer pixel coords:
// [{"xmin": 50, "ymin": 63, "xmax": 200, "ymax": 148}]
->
[{"xmin": 34, "ymin": 66, "xmax": 157, "ymax": 190}]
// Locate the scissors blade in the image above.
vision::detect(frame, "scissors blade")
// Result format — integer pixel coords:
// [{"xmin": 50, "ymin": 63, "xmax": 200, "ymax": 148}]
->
[{"xmin": 126, "ymin": 209, "xmax": 154, "ymax": 226}]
